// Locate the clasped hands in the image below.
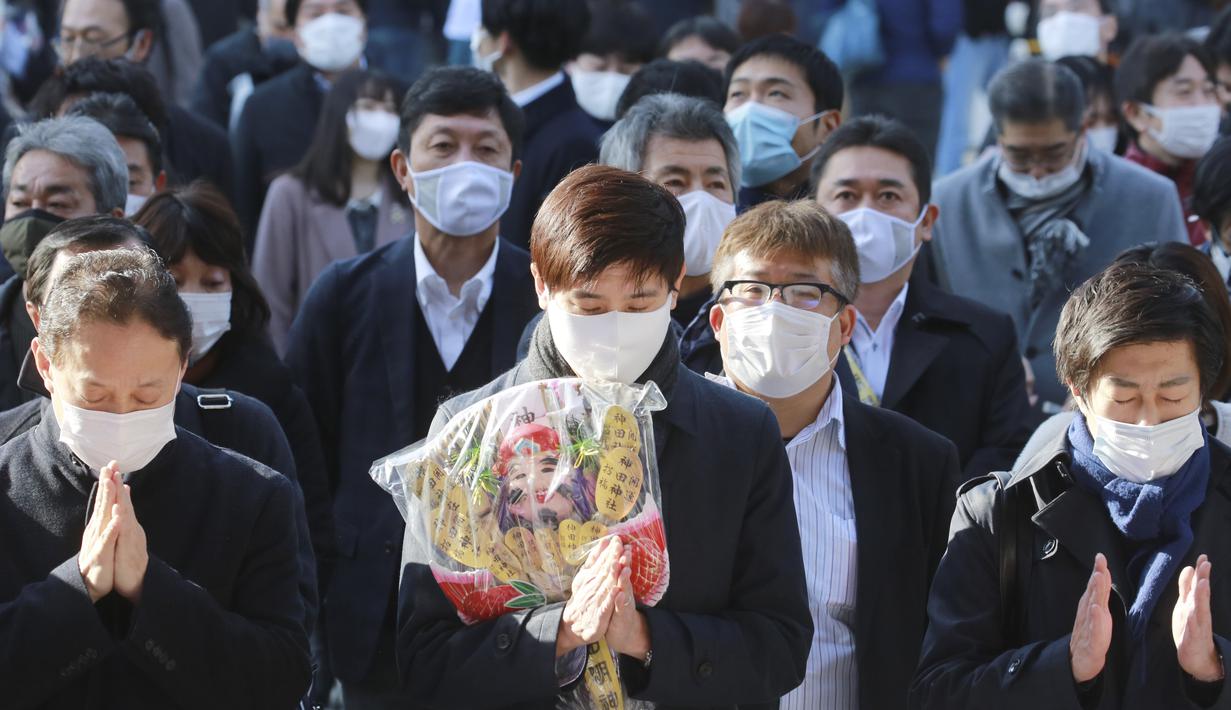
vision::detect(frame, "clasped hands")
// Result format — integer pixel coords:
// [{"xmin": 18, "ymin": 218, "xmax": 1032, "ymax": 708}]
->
[
  {"xmin": 556, "ymin": 536, "xmax": 650, "ymax": 662},
  {"xmin": 1070, "ymin": 552, "xmax": 1223, "ymax": 684},
  {"xmin": 77, "ymin": 462, "xmax": 149, "ymax": 604}
]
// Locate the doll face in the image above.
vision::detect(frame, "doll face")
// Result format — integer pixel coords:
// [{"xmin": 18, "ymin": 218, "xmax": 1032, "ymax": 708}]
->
[{"xmin": 505, "ymin": 454, "xmax": 576, "ymax": 523}]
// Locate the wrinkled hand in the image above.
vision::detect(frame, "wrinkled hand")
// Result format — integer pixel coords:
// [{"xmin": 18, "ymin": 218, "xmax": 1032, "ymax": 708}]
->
[
  {"xmin": 558, "ymin": 537, "xmax": 623, "ymax": 657},
  {"xmin": 78, "ymin": 463, "xmax": 121, "ymax": 603},
  {"xmin": 1174, "ymin": 554, "xmax": 1224, "ymax": 683},
  {"xmin": 605, "ymin": 543, "xmax": 650, "ymax": 661},
  {"xmin": 112, "ymin": 475, "xmax": 148, "ymax": 604},
  {"xmin": 1071, "ymin": 553, "xmax": 1113, "ymax": 684}
]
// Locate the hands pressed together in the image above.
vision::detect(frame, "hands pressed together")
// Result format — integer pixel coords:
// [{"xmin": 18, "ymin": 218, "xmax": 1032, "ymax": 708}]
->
[
  {"xmin": 556, "ymin": 536, "xmax": 650, "ymax": 662},
  {"xmin": 77, "ymin": 462, "xmax": 149, "ymax": 605},
  {"xmin": 1070, "ymin": 552, "xmax": 1224, "ymax": 684}
]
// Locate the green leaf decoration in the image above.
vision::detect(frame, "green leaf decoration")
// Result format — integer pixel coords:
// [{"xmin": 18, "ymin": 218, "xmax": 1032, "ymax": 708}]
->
[
  {"xmin": 509, "ymin": 579, "xmax": 544, "ymax": 597},
  {"xmin": 505, "ymin": 593, "xmax": 547, "ymax": 609}
]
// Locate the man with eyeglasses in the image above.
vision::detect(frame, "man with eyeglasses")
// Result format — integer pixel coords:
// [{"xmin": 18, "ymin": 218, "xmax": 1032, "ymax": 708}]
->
[
  {"xmin": 706, "ymin": 198, "xmax": 960, "ymax": 710},
  {"xmin": 929, "ymin": 59, "xmax": 1186, "ymax": 414}
]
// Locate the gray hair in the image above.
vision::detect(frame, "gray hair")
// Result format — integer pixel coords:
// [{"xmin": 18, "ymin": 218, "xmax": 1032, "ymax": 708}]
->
[
  {"xmin": 599, "ymin": 93, "xmax": 741, "ymax": 191},
  {"xmin": 3, "ymin": 116, "xmax": 128, "ymax": 215}
]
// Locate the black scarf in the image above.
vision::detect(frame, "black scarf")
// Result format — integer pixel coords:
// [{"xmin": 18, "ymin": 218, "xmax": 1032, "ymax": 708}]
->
[{"xmin": 525, "ymin": 311, "xmax": 680, "ymax": 399}]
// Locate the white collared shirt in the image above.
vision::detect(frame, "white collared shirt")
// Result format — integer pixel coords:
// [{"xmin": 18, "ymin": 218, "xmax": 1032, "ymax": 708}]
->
[
  {"xmin": 413, "ymin": 236, "xmax": 499, "ymax": 370},
  {"xmin": 704, "ymin": 373, "xmax": 859, "ymax": 710},
  {"xmin": 850, "ymin": 283, "xmax": 909, "ymax": 401},
  {"xmin": 511, "ymin": 72, "xmax": 565, "ymax": 107}
]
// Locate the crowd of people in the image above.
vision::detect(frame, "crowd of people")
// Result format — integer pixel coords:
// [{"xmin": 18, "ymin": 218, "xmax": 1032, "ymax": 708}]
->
[{"xmin": 1, "ymin": 0, "xmax": 1231, "ymax": 708}]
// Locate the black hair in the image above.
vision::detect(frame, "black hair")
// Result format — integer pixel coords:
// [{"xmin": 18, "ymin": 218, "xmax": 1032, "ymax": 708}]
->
[
  {"xmin": 1193, "ymin": 136, "xmax": 1231, "ymax": 233},
  {"xmin": 26, "ymin": 215, "xmax": 149, "ymax": 307},
  {"xmin": 286, "ymin": 0, "xmax": 368, "ymax": 27},
  {"xmin": 117, "ymin": 0, "xmax": 162, "ymax": 36},
  {"xmin": 811, "ymin": 114, "xmax": 933, "ymax": 207},
  {"xmin": 988, "ymin": 59, "xmax": 1085, "ymax": 133},
  {"xmin": 31, "ymin": 57, "xmax": 168, "ymax": 130},
  {"xmin": 289, "ymin": 69, "xmax": 407, "ymax": 207},
  {"xmin": 134, "ymin": 182, "xmax": 271, "ymax": 335},
  {"xmin": 1116, "ymin": 34, "xmax": 1215, "ymax": 140},
  {"xmin": 578, "ymin": 0, "xmax": 658, "ymax": 66},
  {"xmin": 1206, "ymin": 5, "xmax": 1231, "ymax": 68},
  {"xmin": 480, "ymin": 0, "xmax": 591, "ymax": 71},
  {"xmin": 65, "ymin": 92, "xmax": 163, "ymax": 177},
  {"xmin": 724, "ymin": 33, "xmax": 844, "ymax": 113},
  {"xmin": 397, "ymin": 66, "xmax": 525, "ymax": 162},
  {"xmin": 615, "ymin": 59, "xmax": 723, "ymax": 120},
  {"xmin": 659, "ymin": 15, "xmax": 741, "ymax": 57}
]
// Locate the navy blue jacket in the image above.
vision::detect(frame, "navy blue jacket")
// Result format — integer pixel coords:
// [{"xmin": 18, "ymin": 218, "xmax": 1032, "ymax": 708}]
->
[
  {"xmin": 820, "ymin": 0, "xmax": 962, "ymax": 84},
  {"xmin": 285, "ymin": 236, "xmax": 539, "ymax": 682},
  {"xmin": 396, "ymin": 362, "xmax": 812, "ymax": 709},
  {"xmin": 502, "ymin": 79, "xmax": 601, "ymax": 250}
]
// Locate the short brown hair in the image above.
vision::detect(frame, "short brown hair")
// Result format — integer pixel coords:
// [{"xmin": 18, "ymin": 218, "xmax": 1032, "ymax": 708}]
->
[
  {"xmin": 39, "ymin": 246, "xmax": 191, "ymax": 364},
  {"xmin": 531, "ymin": 164, "xmax": 685, "ymax": 291},
  {"xmin": 710, "ymin": 199, "xmax": 860, "ymax": 300},
  {"xmin": 1055, "ymin": 262, "xmax": 1224, "ymax": 398}
]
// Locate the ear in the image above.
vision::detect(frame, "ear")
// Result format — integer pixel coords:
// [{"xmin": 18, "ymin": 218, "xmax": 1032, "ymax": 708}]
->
[
  {"xmin": 1099, "ymin": 14, "xmax": 1118, "ymax": 49},
  {"xmin": 1122, "ymin": 101, "xmax": 1153, "ymax": 135},
  {"xmin": 110, "ymin": 207, "xmax": 125, "ymax": 218},
  {"xmin": 918, "ymin": 203, "xmax": 939, "ymax": 244},
  {"xmin": 511, "ymin": 158, "xmax": 523, "ymax": 182},
  {"xmin": 129, "ymin": 29, "xmax": 154, "ymax": 63},
  {"xmin": 837, "ymin": 303, "xmax": 856, "ymax": 347},
  {"xmin": 31, "ymin": 337, "xmax": 53, "ymax": 395},
  {"xmin": 708, "ymin": 300, "xmax": 725, "ymax": 339},
  {"xmin": 819, "ymin": 109, "xmax": 842, "ymax": 135},
  {"xmin": 25, "ymin": 301, "xmax": 39, "ymax": 331},
  {"xmin": 672, "ymin": 262, "xmax": 686, "ymax": 299},
  {"xmin": 391, "ymin": 149, "xmax": 413, "ymax": 196},
  {"xmin": 496, "ymin": 29, "xmax": 514, "ymax": 56},
  {"xmin": 154, "ymin": 171, "xmax": 167, "ymax": 192},
  {"xmin": 531, "ymin": 262, "xmax": 549, "ymax": 310}
]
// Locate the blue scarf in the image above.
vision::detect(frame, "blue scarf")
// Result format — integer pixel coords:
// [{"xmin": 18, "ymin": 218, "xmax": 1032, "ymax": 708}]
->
[{"xmin": 1066, "ymin": 415, "xmax": 1210, "ymax": 645}]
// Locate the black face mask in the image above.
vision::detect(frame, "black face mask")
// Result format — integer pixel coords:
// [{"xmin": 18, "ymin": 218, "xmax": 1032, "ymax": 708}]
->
[{"xmin": 0, "ymin": 208, "xmax": 64, "ymax": 279}]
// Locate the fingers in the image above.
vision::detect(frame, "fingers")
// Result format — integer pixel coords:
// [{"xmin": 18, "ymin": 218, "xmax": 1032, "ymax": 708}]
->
[{"xmin": 1092, "ymin": 553, "xmax": 1112, "ymax": 607}]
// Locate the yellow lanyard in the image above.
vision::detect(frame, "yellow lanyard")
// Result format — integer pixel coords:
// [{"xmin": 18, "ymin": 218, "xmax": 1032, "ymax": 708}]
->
[{"xmin": 842, "ymin": 346, "xmax": 881, "ymax": 407}]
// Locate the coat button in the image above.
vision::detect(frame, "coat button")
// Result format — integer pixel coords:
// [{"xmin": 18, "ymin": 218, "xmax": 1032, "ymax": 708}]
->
[
  {"xmin": 495, "ymin": 633, "xmax": 512, "ymax": 651},
  {"xmin": 1008, "ymin": 658, "xmax": 1022, "ymax": 674},
  {"xmin": 1042, "ymin": 538, "xmax": 1058, "ymax": 557},
  {"xmin": 697, "ymin": 661, "xmax": 713, "ymax": 678}
]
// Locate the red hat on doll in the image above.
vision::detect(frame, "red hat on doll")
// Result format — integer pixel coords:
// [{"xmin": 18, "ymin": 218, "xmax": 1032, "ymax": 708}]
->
[{"xmin": 494, "ymin": 423, "xmax": 560, "ymax": 478}]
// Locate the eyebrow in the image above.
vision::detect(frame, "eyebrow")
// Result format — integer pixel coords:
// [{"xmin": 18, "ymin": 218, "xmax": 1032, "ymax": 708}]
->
[
  {"xmin": 12, "ymin": 183, "xmax": 75, "ymax": 195},
  {"xmin": 747, "ymin": 269, "xmax": 820, "ymax": 281},
  {"xmin": 834, "ymin": 177, "xmax": 907, "ymax": 189}
]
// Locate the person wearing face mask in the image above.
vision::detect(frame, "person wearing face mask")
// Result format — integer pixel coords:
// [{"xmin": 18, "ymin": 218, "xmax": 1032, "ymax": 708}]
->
[
  {"xmin": 0, "ymin": 244, "xmax": 311, "ymax": 707},
  {"xmin": 285, "ymin": 66, "xmax": 540, "ymax": 709},
  {"xmin": 190, "ymin": 0, "xmax": 300, "ymax": 132},
  {"xmin": 1057, "ymin": 55, "xmax": 1122, "ymax": 156},
  {"xmin": 395, "ymin": 163, "xmax": 811, "ymax": 707},
  {"xmin": 705, "ymin": 197, "xmax": 959, "ymax": 710},
  {"xmin": 1035, "ymin": 0, "xmax": 1118, "ymax": 63},
  {"xmin": 1195, "ymin": 137, "xmax": 1231, "ymax": 291},
  {"xmin": 565, "ymin": 0, "xmax": 657, "ymax": 126},
  {"xmin": 64, "ymin": 92, "xmax": 168, "ymax": 217},
  {"xmin": 251, "ymin": 70, "xmax": 409, "ymax": 353},
  {"xmin": 930, "ymin": 59, "xmax": 1186, "ymax": 414},
  {"xmin": 808, "ymin": 115, "xmax": 1034, "ymax": 483},
  {"xmin": 473, "ymin": 0, "xmax": 601, "ymax": 250},
  {"xmin": 913, "ymin": 262, "xmax": 1231, "ymax": 709},
  {"xmin": 1118, "ymin": 34, "xmax": 1222, "ymax": 246},
  {"xmin": 600, "ymin": 93, "xmax": 739, "ymax": 328},
  {"xmin": 232, "ymin": 0, "xmax": 370, "ymax": 236},
  {"xmin": 723, "ymin": 34, "xmax": 845, "ymax": 209}
]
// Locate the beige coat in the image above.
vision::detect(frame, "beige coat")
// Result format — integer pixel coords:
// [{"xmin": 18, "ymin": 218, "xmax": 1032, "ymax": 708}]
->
[{"xmin": 252, "ymin": 174, "xmax": 411, "ymax": 355}]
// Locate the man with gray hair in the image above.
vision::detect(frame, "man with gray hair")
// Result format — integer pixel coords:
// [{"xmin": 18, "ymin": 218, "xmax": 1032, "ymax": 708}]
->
[
  {"xmin": 929, "ymin": 58, "xmax": 1187, "ymax": 412},
  {"xmin": 600, "ymin": 92, "xmax": 740, "ymax": 327}
]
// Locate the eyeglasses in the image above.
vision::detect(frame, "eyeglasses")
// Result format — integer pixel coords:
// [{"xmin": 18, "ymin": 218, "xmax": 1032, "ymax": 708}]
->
[
  {"xmin": 1000, "ymin": 136, "xmax": 1080, "ymax": 173},
  {"xmin": 720, "ymin": 279, "xmax": 849, "ymax": 311},
  {"xmin": 53, "ymin": 31, "xmax": 130, "ymax": 58}
]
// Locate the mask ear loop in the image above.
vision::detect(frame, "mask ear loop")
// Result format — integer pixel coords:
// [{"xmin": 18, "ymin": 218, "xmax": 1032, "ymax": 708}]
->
[{"xmin": 795, "ymin": 110, "xmax": 834, "ymax": 163}]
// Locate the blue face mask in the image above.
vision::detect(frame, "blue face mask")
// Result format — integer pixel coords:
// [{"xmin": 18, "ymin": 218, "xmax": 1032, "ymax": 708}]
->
[{"xmin": 726, "ymin": 102, "xmax": 824, "ymax": 188}]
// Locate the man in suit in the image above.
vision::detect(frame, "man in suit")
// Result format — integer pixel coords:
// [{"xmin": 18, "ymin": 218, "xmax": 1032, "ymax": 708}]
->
[
  {"xmin": 473, "ymin": 0, "xmax": 601, "ymax": 250},
  {"xmin": 232, "ymin": 0, "xmax": 368, "ymax": 236},
  {"xmin": 813, "ymin": 115, "xmax": 1035, "ymax": 483},
  {"xmin": 396, "ymin": 164, "xmax": 812, "ymax": 707},
  {"xmin": 930, "ymin": 59, "xmax": 1187, "ymax": 412},
  {"xmin": 704, "ymin": 198, "xmax": 959, "ymax": 709},
  {"xmin": 286, "ymin": 65, "xmax": 539, "ymax": 709}
]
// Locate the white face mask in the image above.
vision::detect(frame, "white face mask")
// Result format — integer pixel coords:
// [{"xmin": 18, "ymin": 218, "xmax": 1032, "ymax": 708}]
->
[
  {"xmin": 678, "ymin": 190, "xmax": 736, "ymax": 277},
  {"xmin": 408, "ymin": 160, "xmax": 514, "ymax": 237},
  {"xmin": 570, "ymin": 69, "xmax": 631, "ymax": 121},
  {"xmin": 180, "ymin": 291, "xmax": 232, "ymax": 365},
  {"xmin": 297, "ymin": 12, "xmax": 365, "ymax": 72},
  {"xmin": 1144, "ymin": 103, "xmax": 1222, "ymax": 160},
  {"xmin": 722, "ymin": 301, "xmax": 838, "ymax": 400},
  {"xmin": 347, "ymin": 108, "xmax": 400, "ymax": 161},
  {"xmin": 1087, "ymin": 407, "xmax": 1205, "ymax": 484},
  {"xmin": 997, "ymin": 138, "xmax": 1088, "ymax": 200},
  {"xmin": 546, "ymin": 295, "xmax": 673, "ymax": 384},
  {"xmin": 839, "ymin": 207, "xmax": 925, "ymax": 284},
  {"xmin": 125, "ymin": 193, "xmax": 148, "ymax": 217},
  {"xmin": 1037, "ymin": 11, "xmax": 1102, "ymax": 61},
  {"xmin": 1086, "ymin": 125, "xmax": 1118, "ymax": 154},
  {"xmin": 56, "ymin": 399, "xmax": 177, "ymax": 475},
  {"xmin": 470, "ymin": 27, "xmax": 502, "ymax": 73}
]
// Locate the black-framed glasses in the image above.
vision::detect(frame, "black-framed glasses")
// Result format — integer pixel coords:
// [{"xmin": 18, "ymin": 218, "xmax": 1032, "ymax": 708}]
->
[
  {"xmin": 720, "ymin": 280, "xmax": 850, "ymax": 310},
  {"xmin": 52, "ymin": 31, "xmax": 130, "ymax": 58}
]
